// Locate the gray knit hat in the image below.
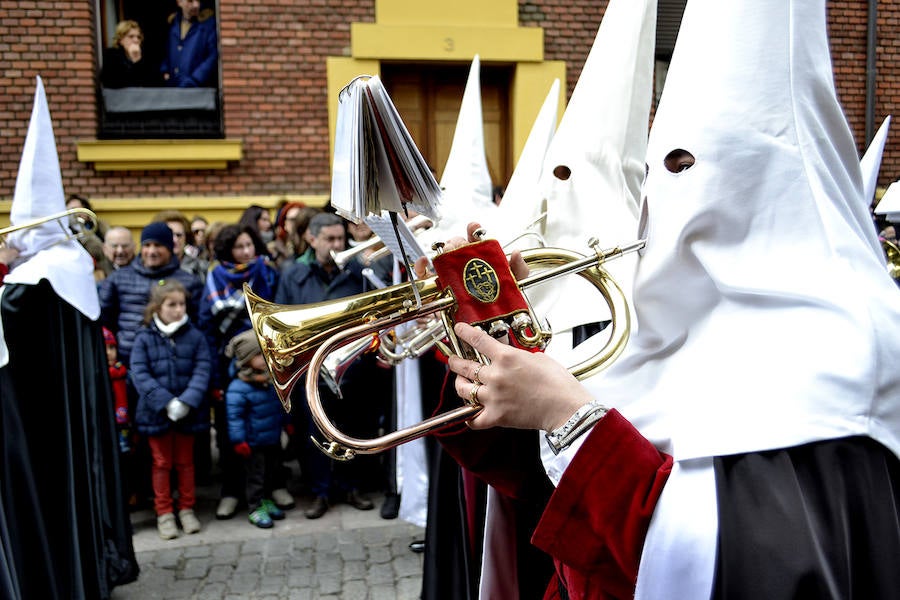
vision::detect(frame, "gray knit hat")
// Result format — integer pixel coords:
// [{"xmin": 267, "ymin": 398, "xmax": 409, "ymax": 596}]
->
[{"xmin": 225, "ymin": 329, "xmax": 263, "ymax": 369}]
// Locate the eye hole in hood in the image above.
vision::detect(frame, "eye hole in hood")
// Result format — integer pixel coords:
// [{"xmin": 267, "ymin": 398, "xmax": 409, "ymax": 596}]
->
[{"xmin": 664, "ymin": 148, "xmax": 695, "ymax": 173}]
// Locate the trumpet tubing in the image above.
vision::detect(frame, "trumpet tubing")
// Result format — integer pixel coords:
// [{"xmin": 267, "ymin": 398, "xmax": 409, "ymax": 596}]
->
[
  {"xmin": 330, "ymin": 214, "xmax": 434, "ymax": 269},
  {"xmin": 0, "ymin": 207, "xmax": 98, "ymax": 247},
  {"xmin": 330, "ymin": 236, "xmax": 384, "ymax": 269},
  {"xmin": 378, "ymin": 319, "xmax": 449, "ymax": 364}
]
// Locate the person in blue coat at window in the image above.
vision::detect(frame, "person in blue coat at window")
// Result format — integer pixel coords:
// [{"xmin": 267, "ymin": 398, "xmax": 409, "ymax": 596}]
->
[{"xmin": 161, "ymin": 0, "xmax": 218, "ymax": 88}]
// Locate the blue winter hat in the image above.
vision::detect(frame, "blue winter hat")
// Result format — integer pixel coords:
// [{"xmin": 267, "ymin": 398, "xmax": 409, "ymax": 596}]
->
[{"xmin": 140, "ymin": 221, "xmax": 174, "ymax": 252}]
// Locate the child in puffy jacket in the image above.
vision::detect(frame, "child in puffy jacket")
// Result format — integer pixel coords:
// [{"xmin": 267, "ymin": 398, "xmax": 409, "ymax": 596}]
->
[
  {"xmin": 225, "ymin": 329, "xmax": 291, "ymax": 529},
  {"xmin": 130, "ymin": 280, "xmax": 211, "ymax": 540}
]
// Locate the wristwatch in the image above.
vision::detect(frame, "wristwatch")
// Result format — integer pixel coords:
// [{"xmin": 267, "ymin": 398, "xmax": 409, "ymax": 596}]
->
[{"xmin": 545, "ymin": 399, "xmax": 608, "ymax": 455}]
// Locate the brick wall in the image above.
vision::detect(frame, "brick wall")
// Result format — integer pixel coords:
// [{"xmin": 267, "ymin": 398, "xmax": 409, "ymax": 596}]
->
[
  {"xmin": 520, "ymin": 0, "xmax": 608, "ymax": 96},
  {"xmin": 0, "ymin": 1, "xmax": 897, "ymax": 200},
  {"xmin": 829, "ymin": 2, "xmax": 875, "ymax": 162},
  {"xmin": 0, "ymin": 1, "xmax": 97, "ymax": 195},
  {"xmin": 0, "ymin": 0, "xmax": 376, "ymax": 200},
  {"xmin": 218, "ymin": 0, "xmax": 374, "ymax": 195}
]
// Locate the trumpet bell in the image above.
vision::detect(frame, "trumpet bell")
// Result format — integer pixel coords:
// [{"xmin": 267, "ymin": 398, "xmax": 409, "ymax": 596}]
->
[{"xmin": 244, "ymin": 275, "xmax": 451, "ymax": 412}]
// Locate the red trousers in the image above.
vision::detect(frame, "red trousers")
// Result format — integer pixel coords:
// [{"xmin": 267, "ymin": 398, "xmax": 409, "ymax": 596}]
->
[{"xmin": 147, "ymin": 430, "xmax": 196, "ymax": 516}]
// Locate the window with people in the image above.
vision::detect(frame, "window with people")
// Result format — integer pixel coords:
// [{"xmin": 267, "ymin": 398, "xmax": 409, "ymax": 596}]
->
[{"xmin": 96, "ymin": 0, "xmax": 222, "ymax": 139}]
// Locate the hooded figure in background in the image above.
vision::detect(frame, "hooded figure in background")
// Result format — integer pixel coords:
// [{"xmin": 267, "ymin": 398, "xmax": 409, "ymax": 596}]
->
[
  {"xmin": 439, "ymin": 0, "xmax": 900, "ymax": 598},
  {"xmin": 0, "ymin": 77, "xmax": 138, "ymax": 599}
]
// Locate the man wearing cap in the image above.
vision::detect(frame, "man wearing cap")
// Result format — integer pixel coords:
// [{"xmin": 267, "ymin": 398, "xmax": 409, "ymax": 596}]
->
[{"xmin": 99, "ymin": 221, "xmax": 203, "ymax": 366}]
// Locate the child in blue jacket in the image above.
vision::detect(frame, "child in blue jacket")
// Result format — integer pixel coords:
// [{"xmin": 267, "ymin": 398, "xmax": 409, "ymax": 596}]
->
[
  {"xmin": 225, "ymin": 329, "xmax": 290, "ymax": 528},
  {"xmin": 131, "ymin": 280, "xmax": 211, "ymax": 540}
]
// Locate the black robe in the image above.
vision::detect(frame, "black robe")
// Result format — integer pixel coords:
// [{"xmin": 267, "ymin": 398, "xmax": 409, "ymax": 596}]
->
[
  {"xmin": 423, "ymin": 350, "xmax": 555, "ymax": 600},
  {"xmin": 0, "ymin": 280, "xmax": 138, "ymax": 599}
]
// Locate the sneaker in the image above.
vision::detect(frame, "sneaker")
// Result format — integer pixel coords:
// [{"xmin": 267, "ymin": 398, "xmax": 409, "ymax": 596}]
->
[
  {"xmin": 261, "ymin": 498, "xmax": 285, "ymax": 520},
  {"xmin": 271, "ymin": 488, "xmax": 296, "ymax": 510},
  {"xmin": 380, "ymin": 493, "xmax": 400, "ymax": 519},
  {"xmin": 248, "ymin": 506, "xmax": 273, "ymax": 529},
  {"xmin": 157, "ymin": 513, "xmax": 179, "ymax": 540},
  {"xmin": 178, "ymin": 508, "xmax": 201, "ymax": 534},
  {"xmin": 216, "ymin": 496, "xmax": 239, "ymax": 520},
  {"xmin": 305, "ymin": 495, "xmax": 328, "ymax": 519},
  {"xmin": 346, "ymin": 489, "xmax": 374, "ymax": 511}
]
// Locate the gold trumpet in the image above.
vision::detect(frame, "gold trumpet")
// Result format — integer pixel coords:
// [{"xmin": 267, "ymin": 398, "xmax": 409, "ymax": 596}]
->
[
  {"xmin": 331, "ymin": 214, "xmax": 434, "ymax": 269},
  {"xmin": 0, "ymin": 207, "xmax": 98, "ymax": 248},
  {"xmin": 245, "ymin": 238, "xmax": 644, "ymax": 460}
]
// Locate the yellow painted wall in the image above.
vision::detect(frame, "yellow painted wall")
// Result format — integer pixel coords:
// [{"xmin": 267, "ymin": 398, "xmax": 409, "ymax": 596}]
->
[{"xmin": 375, "ymin": 0, "xmax": 518, "ymax": 26}]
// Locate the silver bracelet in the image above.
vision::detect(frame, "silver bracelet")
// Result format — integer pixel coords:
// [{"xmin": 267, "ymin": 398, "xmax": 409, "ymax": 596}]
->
[{"xmin": 545, "ymin": 399, "xmax": 608, "ymax": 455}]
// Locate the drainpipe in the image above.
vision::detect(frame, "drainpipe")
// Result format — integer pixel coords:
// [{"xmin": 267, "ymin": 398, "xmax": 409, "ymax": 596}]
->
[{"xmin": 865, "ymin": 0, "xmax": 877, "ymax": 144}]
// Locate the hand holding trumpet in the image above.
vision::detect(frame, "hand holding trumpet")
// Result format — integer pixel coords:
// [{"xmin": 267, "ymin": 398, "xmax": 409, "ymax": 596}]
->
[{"xmin": 415, "ymin": 222, "xmax": 596, "ymax": 433}]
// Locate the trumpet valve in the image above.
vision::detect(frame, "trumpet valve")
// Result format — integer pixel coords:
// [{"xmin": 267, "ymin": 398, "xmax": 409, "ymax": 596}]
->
[
  {"xmin": 487, "ymin": 320, "xmax": 510, "ymax": 338},
  {"xmin": 512, "ymin": 312, "xmax": 549, "ymax": 348}
]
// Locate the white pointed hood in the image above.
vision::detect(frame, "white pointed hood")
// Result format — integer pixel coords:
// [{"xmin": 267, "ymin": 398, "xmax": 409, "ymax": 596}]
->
[
  {"xmin": 587, "ymin": 0, "xmax": 900, "ymax": 461},
  {"xmin": 489, "ymin": 78, "xmax": 560, "ymax": 248},
  {"xmin": 860, "ymin": 115, "xmax": 891, "ymax": 209},
  {"xmin": 420, "ymin": 56, "xmax": 496, "ymax": 247},
  {"xmin": 3, "ymin": 77, "xmax": 99, "ymax": 320},
  {"xmin": 529, "ymin": 0, "xmax": 656, "ymax": 335}
]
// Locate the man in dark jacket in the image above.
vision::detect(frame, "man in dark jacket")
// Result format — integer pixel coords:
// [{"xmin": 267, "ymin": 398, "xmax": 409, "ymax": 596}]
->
[
  {"xmin": 275, "ymin": 212, "xmax": 377, "ymax": 518},
  {"xmin": 99, "ymin": 221, "xmax": 203, "ymax": 366}
]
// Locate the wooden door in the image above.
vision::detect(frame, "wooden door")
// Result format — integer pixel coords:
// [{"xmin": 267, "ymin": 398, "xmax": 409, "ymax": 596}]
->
[{"xmin": 382, "ymin": 63, "xmax": 512, "ymax": 189}]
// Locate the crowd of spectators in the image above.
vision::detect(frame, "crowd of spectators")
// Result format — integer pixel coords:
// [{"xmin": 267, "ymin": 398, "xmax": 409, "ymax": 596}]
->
[{"xmin": 85, "ymin": 199, "xmax": 404, "ymax": 537}]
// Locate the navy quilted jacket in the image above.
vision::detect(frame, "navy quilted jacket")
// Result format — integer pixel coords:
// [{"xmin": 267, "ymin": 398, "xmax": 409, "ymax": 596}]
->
[
  {"xmin": 225, "ymin": 374, "xmax": 287, "ymax": 448},
  {"xmin": 131, "ymin": 319, "xmax": 211, "ymax": 436},
  {"xmin": 98, "ymin": 256, "xmax": 204, "ymax": 364}
]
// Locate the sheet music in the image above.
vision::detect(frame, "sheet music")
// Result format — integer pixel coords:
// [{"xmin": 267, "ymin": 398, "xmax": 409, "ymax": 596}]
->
[
  {"xmin": 366, "ymin": 211, "xmax": 432, "ymax": 270},
  {"xmin": 330, "ymin": 82, "xmax": 360, "ymax": 221},
  {"xmin": 330, "ymin": 75, "xmax": 442, "ymax": 224}
]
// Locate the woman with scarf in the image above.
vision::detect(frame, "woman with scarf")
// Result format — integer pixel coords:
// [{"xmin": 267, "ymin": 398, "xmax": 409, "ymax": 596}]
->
[{"xmin": 199, "ymin": 223, "xmax": 281, "ymax": 519}]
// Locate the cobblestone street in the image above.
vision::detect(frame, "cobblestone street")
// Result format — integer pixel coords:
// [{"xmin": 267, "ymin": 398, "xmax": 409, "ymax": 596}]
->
[{"xmin": 112, "ymin": 487, "xmax": 425, "ymax": 600}]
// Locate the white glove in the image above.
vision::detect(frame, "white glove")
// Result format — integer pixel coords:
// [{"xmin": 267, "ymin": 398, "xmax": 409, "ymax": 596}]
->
[{"xmin": 166, "ymin": 398, "xmax": 190, "ymax": 421}]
